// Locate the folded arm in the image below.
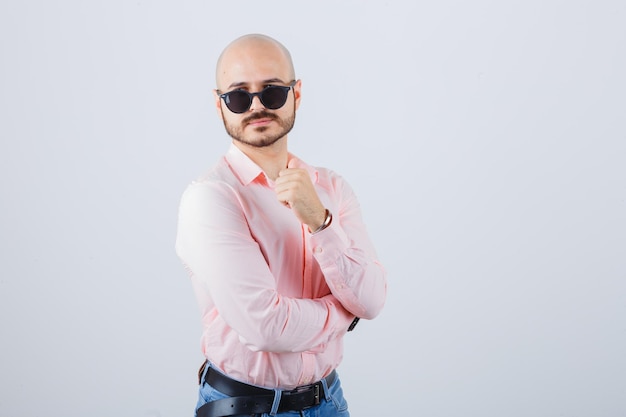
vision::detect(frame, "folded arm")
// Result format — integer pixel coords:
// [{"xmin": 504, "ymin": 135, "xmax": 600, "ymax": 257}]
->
[{"xmin": 175, "ymin": 182, "xmax": 354, "ymax": 353}]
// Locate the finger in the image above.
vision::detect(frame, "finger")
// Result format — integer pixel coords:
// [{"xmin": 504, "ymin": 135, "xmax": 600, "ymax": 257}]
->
[
  {"xmin": 277, "ymin": 167, "xmax": 296, "ymax": 180},
  {"xmin": 275, "ymin": 188, "xmax": 292, "ymax": 207},
  {"xmin": 278, "ymin": 165, "xmax": 307, "ymax": 178}
]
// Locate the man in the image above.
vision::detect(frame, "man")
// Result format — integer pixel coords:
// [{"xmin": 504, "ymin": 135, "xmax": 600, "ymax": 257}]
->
[{"xmin": 175, "ymin": 33, "xmax": 387, "ymax": 417}]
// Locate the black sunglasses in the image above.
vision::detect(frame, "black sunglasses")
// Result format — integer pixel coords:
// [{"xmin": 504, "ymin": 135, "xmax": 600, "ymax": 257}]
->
[{"xmin": 218, "ymin": 81, "xmax": 296, "ymax": 114}]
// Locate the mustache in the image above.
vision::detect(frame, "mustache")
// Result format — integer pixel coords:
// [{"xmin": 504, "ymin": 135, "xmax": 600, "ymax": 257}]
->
[{"xmin": 242, "ymin": 111, "xmax": 278, "ymax": 125}]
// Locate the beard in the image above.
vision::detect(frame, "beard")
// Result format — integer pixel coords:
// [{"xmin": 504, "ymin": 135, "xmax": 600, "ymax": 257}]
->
[{"xmin": 222, "ymin": 106, "xmax": 296, "ymax": 148}]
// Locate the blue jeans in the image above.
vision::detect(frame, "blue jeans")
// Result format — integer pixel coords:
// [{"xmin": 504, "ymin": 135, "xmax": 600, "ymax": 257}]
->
[{"xmin": 195, "ymin": 365, "xmax": 350, "ymax": 417}]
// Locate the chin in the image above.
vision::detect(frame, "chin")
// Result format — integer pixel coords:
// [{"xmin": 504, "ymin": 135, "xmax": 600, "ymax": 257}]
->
[{"xmin": 242, "ymin": 136, "xmax": 282, "ymax": 148}]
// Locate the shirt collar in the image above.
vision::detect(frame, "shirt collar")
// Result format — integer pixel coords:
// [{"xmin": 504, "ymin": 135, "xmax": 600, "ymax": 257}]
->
[{"xmin": 225, "ymin": 143, "xmax": 318, "ymax": 186}]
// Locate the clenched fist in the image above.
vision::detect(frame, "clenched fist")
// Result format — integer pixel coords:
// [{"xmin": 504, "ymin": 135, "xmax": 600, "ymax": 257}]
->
[{"xmin": 275, "ymin": 160, "xmax": 326, "ymax": 231}]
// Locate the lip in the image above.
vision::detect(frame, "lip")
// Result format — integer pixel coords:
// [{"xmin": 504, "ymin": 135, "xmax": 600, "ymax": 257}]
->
[{"xmin": 246, "ymin": 118, "xmax": 274, "ymax": 127}]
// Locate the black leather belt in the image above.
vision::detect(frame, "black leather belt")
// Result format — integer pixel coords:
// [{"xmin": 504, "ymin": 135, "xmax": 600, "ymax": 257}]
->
[{"xmin": 197, "ymin": 366, "xmax": 337, "ymax": 417}]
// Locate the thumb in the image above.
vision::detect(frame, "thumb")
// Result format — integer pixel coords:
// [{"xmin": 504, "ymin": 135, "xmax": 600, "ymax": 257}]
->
[{"xmin": 287, "ymin": 158, "xmax": 297, "ymax": 169}]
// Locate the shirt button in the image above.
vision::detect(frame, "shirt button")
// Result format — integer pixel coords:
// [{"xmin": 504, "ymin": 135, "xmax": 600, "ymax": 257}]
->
[{"xmin": 314, "ymin": 246, "xmax": 323, "ymax": 253}]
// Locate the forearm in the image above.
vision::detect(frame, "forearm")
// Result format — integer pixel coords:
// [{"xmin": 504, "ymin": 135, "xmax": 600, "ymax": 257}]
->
[
  {"xmin": 232, "ymin": 293, "xmax": 354, "ymax": 352},
  {"xmin": 312, "ymin": 221, "xmax": 387, "ymax": 319},
  {"xmin": 310, "ymin": 183, "xmax": 387, "ymax": 319}
]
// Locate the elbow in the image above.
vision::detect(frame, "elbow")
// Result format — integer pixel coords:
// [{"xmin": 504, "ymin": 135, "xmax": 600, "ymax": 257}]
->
[
  {"xmin": 350, "ymin": 274, "xmax": 387, "ymax": 320},
  {"xmin": 364, "ymin": 264, "xmax": 387, "ymax": 319},
  {"xmin": 354, "ymin": 295, "xmax": 386, "ymax": 320},
  {"xmin": 337, "ymin": 258, "xmax": 387, "ymax": 320}
]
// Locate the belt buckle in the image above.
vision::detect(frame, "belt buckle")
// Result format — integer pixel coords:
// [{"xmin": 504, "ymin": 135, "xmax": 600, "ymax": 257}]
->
[
  {"xmin": 313, "ymin": 383, "xmax": 320, "ymax": 406},
  {"xmin": 295, "ymin": 383, "xmax": 320, "ymax": 410}
]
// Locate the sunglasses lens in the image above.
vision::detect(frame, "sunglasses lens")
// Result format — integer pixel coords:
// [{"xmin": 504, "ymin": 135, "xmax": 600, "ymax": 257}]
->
[
  {"xmin": 224, "ymin": 91, "xmax": 251, "ymax": 114},
  {"xmin": 261, "ymin": 86, "xmax": 289, "ymax": 109}
]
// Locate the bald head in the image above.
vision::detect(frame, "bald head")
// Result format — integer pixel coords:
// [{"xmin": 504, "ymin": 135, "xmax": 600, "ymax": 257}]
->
[{"xmin": 215, "ymin": 34, "xmax": 296, "ymax": 90}]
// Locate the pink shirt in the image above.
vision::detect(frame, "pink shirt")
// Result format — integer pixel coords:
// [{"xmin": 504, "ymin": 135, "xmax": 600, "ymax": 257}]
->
[{"xmin": 175, "ymin": 144, "xmax": 387, "ymax": 389}]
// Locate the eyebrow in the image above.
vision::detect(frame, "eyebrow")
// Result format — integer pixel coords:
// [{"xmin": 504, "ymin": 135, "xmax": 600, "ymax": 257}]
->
[{"xmin": 227, "ymin": 78, "xmax": 288, "ymax": 90}]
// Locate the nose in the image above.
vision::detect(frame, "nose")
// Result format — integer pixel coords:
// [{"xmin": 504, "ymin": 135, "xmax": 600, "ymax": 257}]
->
[{"xmin": 248, "ymin": 93, "xmax": 265, "ymax": 111}]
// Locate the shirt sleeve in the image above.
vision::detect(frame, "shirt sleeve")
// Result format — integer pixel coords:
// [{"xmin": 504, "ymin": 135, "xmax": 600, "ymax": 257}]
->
[
  {"xmin": 175, "ymin": 181, "xmax": 354, "ymax": 353},
  {"xmin": 310, "ymin": 174, "xmax": 387, "ymax": 320}
]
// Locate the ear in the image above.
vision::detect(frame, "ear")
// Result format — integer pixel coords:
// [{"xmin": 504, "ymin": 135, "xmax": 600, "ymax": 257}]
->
[
  {"xmin": 213, "ymin": 89, "xmax": 224, "ymax": 120},
  {"xmin": 293, "ymin": 79, "xmax": 302, "ymax": 110}
]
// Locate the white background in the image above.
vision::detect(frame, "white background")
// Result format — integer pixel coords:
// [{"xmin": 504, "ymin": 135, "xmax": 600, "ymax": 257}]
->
[{"xmin": 1, "ymin": 1, "xmax": 625, "ymax": 416}]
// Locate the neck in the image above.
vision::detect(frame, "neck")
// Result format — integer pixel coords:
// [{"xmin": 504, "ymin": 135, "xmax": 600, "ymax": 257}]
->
[{"xmin": 232, "ymin": 139, "xmax": 289, "ymax": 181}]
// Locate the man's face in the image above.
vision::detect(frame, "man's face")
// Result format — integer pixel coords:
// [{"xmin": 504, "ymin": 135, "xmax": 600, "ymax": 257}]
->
[
  {"xmin": 219, "ymin": 83, "xmax": 297, "ymax": 148},
  {"xmin": 215, "ymin": 42, "xmax": 301, "ymax": 148}
]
